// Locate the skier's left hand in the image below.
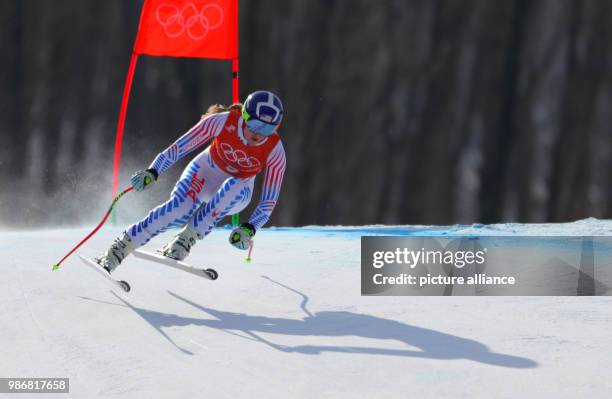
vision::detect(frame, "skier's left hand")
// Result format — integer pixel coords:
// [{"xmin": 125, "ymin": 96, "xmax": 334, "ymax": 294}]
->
[{"xmin": 229, "ymin": 223, "xmax": 256, "ymax": 250}]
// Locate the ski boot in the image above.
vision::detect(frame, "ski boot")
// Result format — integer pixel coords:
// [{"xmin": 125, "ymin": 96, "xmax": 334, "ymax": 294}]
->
[
  {"xmin": 97, "ymin": 232, "xmax": 135, "ymax": 273},
  {"xmin": 160, "ymin": 226, "xmax": 200, "ymax": 261}
]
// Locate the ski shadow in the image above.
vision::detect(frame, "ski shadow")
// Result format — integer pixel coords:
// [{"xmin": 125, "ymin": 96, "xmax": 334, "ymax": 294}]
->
[{"xmin": 106, "ymin": 278, "xmax": 537, "ymax": 368}]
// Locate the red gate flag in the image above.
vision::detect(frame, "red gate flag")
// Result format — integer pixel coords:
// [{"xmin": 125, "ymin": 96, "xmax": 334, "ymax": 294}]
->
[
  {"xmin": 134, "ymin": 0, "xmax": 238, "ymax": 59},
  {"xmin": 112, "ymin": 0, "xmax": 239, "ymax": 223}
]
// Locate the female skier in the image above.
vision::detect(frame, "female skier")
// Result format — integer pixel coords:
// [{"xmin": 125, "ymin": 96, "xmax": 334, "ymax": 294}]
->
[{"xmin": 97, "ymin": 90, "xmax": 286, "ymax": 272}]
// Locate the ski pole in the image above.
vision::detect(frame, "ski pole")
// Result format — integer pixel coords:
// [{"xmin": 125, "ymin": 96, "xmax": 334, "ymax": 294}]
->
[
  {"xmin": 51, "ymin": 186, "xmax": 134, "ymax": 271},
  {"xmin": 246, "ymin": 240, "xmax": 254, "ymax": 263}
]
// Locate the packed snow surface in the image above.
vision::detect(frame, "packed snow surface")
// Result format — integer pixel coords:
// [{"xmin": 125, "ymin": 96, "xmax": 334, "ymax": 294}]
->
[{"xmin": 1, "ymin": 219, "xmax": 611, "ymax": 398}]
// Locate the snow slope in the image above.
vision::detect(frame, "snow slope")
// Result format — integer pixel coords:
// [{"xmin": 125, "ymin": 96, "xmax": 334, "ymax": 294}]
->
[{"xmin": 1, "ymin": 220, "xmax": 611, "ymax": 398}]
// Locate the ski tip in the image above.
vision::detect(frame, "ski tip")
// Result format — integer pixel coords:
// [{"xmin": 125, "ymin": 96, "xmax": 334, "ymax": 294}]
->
[{"xmin": 52, "ymin": 263, "xmax": 60, "ymax": 271}]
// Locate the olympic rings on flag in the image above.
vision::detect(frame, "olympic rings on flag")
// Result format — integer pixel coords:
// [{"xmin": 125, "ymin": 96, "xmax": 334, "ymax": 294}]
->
[{"xmin": 156, "ymin": 2, "xmax": 224, "ymax": 40}]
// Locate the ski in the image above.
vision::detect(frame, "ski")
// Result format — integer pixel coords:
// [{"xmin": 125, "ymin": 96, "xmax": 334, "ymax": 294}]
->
[
  {"xmin": 78, "ymin": 254, "xmax": 131, "ymax": 292},
  {"xmin": 132, "ymin": 249, "xmax": 218, "ymax": 280}
]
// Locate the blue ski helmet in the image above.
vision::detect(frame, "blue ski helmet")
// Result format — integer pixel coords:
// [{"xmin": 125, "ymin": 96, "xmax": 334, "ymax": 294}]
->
[{"xmin": 242, "ymin": 90, "xmax": 284, "ymax": 136}]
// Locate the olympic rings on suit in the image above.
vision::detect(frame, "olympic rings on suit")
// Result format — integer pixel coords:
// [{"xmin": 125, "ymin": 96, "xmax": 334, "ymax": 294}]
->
[{"xmin": 220, "ymin": 143, "xmax": 261, "ymax": 169}]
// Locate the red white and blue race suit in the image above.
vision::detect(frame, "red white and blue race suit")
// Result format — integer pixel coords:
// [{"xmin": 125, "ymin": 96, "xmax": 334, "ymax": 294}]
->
[{"xmin": 127, "ymin": 109, "xmax": 286, "ymax": 246}]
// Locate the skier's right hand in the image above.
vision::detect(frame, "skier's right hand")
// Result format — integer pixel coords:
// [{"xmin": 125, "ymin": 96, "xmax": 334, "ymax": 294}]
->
[{"xmin": 131, "ymin": 169, "xmax": 158, "ymax": 191}]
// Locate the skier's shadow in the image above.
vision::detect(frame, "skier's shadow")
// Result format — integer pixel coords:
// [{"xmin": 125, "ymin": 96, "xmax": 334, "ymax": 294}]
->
[{"xmin": 105, "ymin": 276, "xmax": 537, "ymax": 368}]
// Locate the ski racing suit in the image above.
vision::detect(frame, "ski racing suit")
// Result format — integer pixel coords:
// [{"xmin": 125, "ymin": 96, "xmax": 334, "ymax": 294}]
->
[{"xmin": 126, "ymin": 109, "xmax": 286, "ymax": 246}]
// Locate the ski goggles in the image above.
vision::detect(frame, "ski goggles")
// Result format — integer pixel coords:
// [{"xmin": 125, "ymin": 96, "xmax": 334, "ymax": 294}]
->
[{"xmin": 242, "ymin": 109, "xmax": 279, "ymax": 136}]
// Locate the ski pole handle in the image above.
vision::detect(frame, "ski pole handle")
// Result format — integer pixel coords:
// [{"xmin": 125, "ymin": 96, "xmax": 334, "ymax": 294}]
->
[{"xmin": 51, "ymin": 186, "xmax": 134, "ymax": 270}]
